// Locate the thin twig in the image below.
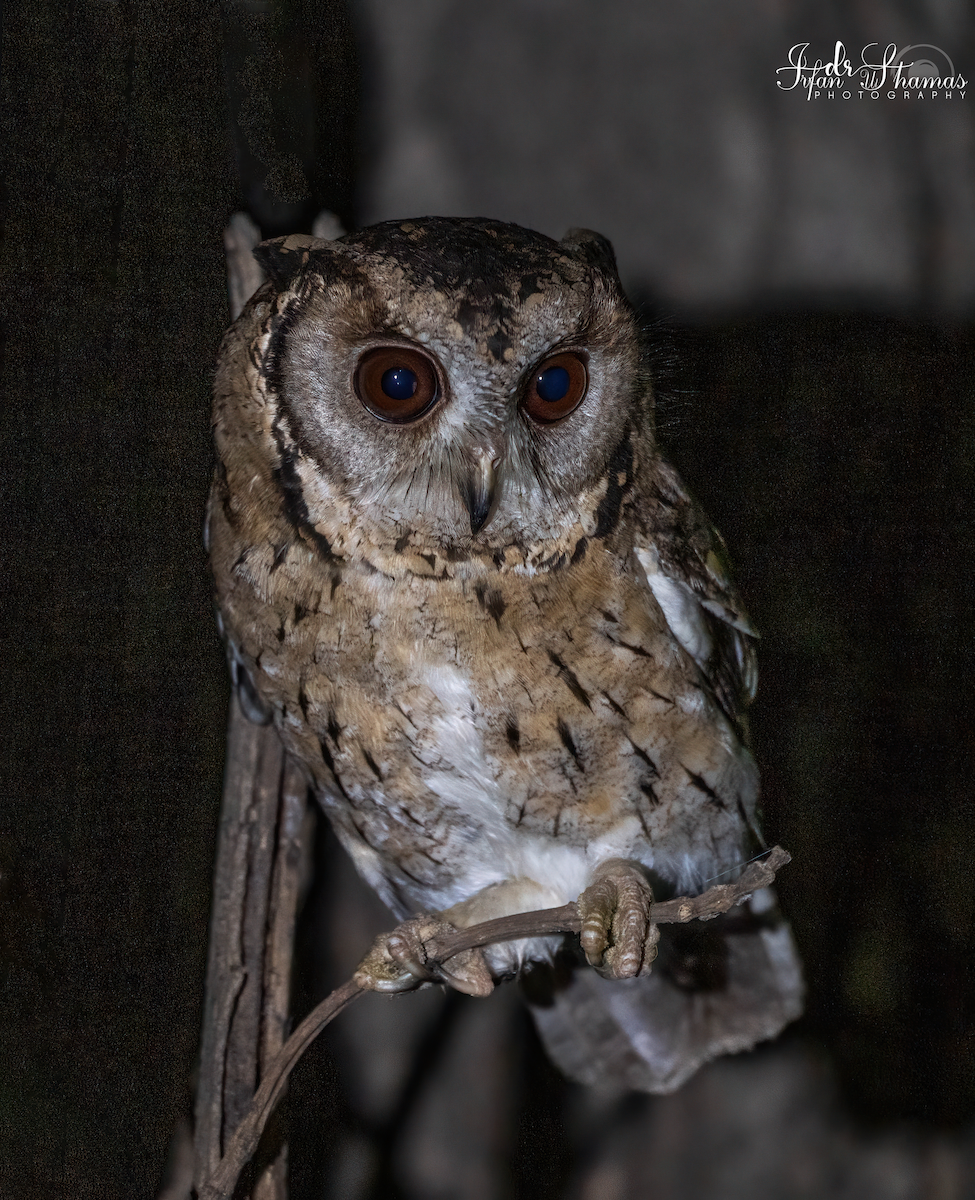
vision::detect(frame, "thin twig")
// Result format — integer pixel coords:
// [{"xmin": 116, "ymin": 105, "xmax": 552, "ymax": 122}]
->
[
  {"xmin": 198, "ymin": 981, "xmax": 364, "ymax": 1200},
  {"xmin": 198, "ymin": 846, "xmax": 791, "ymax": 1200}
]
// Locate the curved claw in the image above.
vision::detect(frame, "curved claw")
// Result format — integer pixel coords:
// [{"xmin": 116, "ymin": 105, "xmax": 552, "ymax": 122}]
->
[
  {"xmin": 577, "ymin": 858, "xmax": 659, "ymax": 979},
  {"xmin": 353, "ymin": 915, "xmax": 494, "ymax": 997}
]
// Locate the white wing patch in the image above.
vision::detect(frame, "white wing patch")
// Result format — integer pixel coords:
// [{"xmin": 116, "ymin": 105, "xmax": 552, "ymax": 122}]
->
[{"xmin": 636, "ymin": 546, "xmax": 714, "ymax": 666}]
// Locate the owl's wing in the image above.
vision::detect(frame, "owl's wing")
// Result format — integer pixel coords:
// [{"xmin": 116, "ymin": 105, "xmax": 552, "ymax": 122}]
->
[
  {"xmin": 635, "ymin": 458, "xmax": 758, "ymax": 734},
  {"xmin": 526, "ymin": 457, "xmax": 803, "ymax": 1094}
]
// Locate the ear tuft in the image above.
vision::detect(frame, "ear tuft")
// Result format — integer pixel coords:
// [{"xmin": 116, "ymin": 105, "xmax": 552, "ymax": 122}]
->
[
  {"xmin": 559, "ymin": 227, "xmax": 619, "ymax": 276},
  {"xmin": 253, "ymin": 234, "xmax": 332, "ymax": 290}
]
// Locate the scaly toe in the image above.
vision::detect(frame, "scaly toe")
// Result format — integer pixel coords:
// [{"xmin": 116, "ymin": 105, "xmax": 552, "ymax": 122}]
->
[
  {"xmin": 578, "ymin": 875, "xmax": 617, "ymax": 967},
  {"xmin": 353, "ymin": 915, "xmax": 494, "ymax": 997},
  {"xmin": 353, "ymin": 917, "xmax": 431, "ymax": 993},
  {"xmin": 577, "ymin": 859, "xmax": 658, "ymax": 979}
]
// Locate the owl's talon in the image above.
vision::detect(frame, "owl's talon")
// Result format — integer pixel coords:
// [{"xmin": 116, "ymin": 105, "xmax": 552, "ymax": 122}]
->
[
  {"xmin": 353, "ymin": 915, "xmax": 494, "ymax": 997},
  {"xmin": 577, "ymin": 859, "xmax": 659, "ymax": 979}
]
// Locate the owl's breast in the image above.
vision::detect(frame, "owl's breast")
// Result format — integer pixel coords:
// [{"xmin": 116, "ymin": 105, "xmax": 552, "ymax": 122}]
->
[
  {"xmin": 445, "ymin": 552, "xmax": 759, "ymax": 894},
  {"xmin": 213, "ymin": 493, "xmax": 757, "ymax": 914}
]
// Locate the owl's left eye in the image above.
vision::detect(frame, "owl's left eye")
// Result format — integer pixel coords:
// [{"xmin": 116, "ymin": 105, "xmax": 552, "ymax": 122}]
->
[
  {"xmin": 354, "ymin": 346, "xmax": 440, "ymax": 423},
  {"xmin": 521, "ymin": 352, "xmax": 588, "ymax": 424}
]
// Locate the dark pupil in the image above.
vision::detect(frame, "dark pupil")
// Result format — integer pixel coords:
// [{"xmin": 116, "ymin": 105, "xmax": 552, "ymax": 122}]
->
[
  {"xmin": 381, "ymin": 367, "xmax": 418, "ymax": 400},
  {"xmin": 536, "ymin": 365, "xmax": 570, "ymax": 402}
]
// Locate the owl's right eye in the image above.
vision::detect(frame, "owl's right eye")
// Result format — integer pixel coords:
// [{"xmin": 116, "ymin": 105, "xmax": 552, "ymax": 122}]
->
[{"xmin": 354, "ymin": 346, "xmax": 440, "ymax": 423}]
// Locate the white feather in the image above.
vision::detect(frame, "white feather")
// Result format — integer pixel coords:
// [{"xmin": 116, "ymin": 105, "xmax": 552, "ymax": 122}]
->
[
  {"xmin": 635, "ymin": 547, "xmax": 713, "ymax": 666},
  {"xmin": 415, "ymin": 664, "xmax": 654, "ymax": 922}
]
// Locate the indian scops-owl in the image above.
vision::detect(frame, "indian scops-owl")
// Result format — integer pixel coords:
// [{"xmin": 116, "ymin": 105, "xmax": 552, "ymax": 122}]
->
[{"xmin": 208, "ymin": 217, "xmax": 803, "ymax": 1093}]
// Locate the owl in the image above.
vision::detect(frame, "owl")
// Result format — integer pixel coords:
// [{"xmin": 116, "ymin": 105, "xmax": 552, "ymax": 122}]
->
[{"xmin": 208, "ymin": 217, "xmax": 803, "ymax": 1093}]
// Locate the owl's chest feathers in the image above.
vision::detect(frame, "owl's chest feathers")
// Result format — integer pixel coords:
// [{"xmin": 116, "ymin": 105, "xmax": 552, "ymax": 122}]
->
[{"xmin": 222, "ymin": 517, "xmax": 756, "ymax": 908}]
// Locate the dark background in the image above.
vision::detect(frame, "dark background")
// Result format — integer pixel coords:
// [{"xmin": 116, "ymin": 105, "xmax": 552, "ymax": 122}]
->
[{"xmin": 2, "ymin": 2, "xmax": 974, "ymax": 1197}]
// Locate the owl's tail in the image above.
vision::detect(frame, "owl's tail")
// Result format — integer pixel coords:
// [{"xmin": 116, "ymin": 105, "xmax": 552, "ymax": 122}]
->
[{"xmin": 522, "ymin": 889, "xmax": 804, "ymax": 1093}]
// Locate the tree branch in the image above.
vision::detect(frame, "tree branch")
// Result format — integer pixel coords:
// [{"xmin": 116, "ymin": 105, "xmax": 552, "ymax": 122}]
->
[{"xmin": 198, "ymin": 846, "xmax": 791, "ymax": 1200}]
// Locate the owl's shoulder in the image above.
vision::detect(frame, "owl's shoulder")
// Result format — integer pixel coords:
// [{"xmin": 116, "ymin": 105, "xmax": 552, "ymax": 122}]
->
[{"xmin": 633, "ymin": 456, "xmax": 759, "ymax": 722}]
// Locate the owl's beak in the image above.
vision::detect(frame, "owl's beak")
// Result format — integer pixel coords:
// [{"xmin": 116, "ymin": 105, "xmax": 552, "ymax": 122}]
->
[{"xmin": 463, "ymin": 449, "xmax": 502, "ymax": 536}]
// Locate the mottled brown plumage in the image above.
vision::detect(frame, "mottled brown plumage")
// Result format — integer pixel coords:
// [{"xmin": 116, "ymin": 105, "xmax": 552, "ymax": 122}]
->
[{"xmin": 208, "ymin": 217, "xmax": 802, "ymax": 1092}]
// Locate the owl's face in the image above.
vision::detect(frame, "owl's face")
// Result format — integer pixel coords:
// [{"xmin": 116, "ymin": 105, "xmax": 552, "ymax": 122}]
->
[{"xmin": 255, "ymin": 218, "xmax": 651, "ymax": 554}]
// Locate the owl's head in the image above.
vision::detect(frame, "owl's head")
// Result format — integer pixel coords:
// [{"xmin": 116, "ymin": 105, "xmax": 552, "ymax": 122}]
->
[{"xmin": 233, "ymin": 217, "xmax": 652, "ymax": 561}]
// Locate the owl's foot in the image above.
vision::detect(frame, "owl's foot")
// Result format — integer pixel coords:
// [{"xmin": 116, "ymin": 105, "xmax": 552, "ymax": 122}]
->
[
  {"xmin": 353, "ymin": 915, "xmax": 495, "ymax": 997},
  {"xmin": 577, "ymin": 859, "xmax": 659, "ymax": 979}
]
